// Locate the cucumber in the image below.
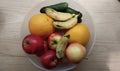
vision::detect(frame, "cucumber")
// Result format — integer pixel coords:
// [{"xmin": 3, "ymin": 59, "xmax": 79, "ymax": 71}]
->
[
  {"xmin": 65, "ymin": 7, "xmax": 83, "ymax": 23},
  {"xmin": 65, "ymin": 7, "xmax": 80, "ymax": 14},
  {"xmin": 40, "ymin": 2, "xmax": 68, "ymax": 13}
]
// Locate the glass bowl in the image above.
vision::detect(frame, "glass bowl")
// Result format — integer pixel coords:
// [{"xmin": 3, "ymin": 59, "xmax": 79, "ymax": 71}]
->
[{"xmin": 21, "ymin": 0, "xmax": 96, "ymax": 71}]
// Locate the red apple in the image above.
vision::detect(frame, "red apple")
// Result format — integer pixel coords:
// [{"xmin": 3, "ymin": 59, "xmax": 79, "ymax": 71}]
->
[
  {"xmin": 35, "ymin": 41, "xmax": 48, "ymax": 57},
  {"xmin": 35, "ymin": 49, "xmax": 44, "ymax": 57},
  {"xmin": 43, "ymin": 41, "xmax": 49, "ymax": 52},
  {"xmin": 48, "ymin": 33, "xmax": 62, "ymax": 50},
  {"xmin": 40, "ymin": 50, "xmax": 58, "ymax": 69},
  {"xmin": 65, "ymin": 43, "xmax": 86, "ymax": 63},
  {"xmin": 22, "ymin": 34, "xmax": 44, "ymax": 54}
]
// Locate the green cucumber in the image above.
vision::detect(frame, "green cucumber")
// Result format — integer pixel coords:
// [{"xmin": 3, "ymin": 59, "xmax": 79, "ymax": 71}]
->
[
  {"xmin": 40, "ymin": 2, "xmax": 68, "ymax": 13},
  {"xmin": 65, "ymin": 7, "xmax": 80, "ymax": 14}
]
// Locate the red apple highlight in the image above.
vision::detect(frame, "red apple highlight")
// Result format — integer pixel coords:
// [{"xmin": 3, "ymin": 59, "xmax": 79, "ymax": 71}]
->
[
  {"xmin": 66, "ymin": 43, "xmax": 86, "ymax": 63},
  {"xmin": 48, "ymin": 33, "xmax": 62, "ymax": 50},
  {"xmin": 22, "ymin": 34, "xmax": 44, "ymax": 54},
  {"xmin": 40, "ymin": 50, "xmax": 57, "ymax": 69}
]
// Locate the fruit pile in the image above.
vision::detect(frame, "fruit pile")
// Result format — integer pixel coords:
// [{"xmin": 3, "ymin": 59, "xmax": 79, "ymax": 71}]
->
[{"xmin": 22, "ymin": 2, "xmax": 90, "ymax": 69}]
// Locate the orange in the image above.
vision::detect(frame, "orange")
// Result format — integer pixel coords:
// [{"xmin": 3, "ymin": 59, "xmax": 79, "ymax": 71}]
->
[
  {"xmin": 29, "ymin": 13, "xmax": 54, "ymax": 38},
  {"xmin": 65, "ymin": 24, "xmax": 90, "ymax": 45}
]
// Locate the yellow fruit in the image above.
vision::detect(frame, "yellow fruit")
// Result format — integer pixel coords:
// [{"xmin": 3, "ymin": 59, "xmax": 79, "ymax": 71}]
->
[
  {"xmin": 65, "ymin": 24, "xmax": 90, "ymax": 45},
  {"xmin": 29, "ymin": 13, "xmax": 54, "ymax": 38}
]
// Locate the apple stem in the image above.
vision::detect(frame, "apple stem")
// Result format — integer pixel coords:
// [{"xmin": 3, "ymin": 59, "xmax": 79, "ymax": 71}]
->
[
  {"xmin": 26, "ymin": 41, "xmax": 30, "ymax": 45},
  {"xmin": 51, "ymin": 40, "xmax": 57, "ymax": 45},
  {"xmin": 52, "ymin": 59, "xmax": 57, "ymax": 63},
  {"xmin": 24, "ymin": 40, "xmax": 30, "ymax": 47},
  {"xmin": 53, "ymin": 40, "xmax": 57, "ymax": 44}
]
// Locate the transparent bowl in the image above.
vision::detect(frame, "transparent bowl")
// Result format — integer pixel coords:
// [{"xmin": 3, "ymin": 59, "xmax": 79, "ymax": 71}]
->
[{"xmin": 21, "ymin": 0, "xmax": 96, "ymax": 71}]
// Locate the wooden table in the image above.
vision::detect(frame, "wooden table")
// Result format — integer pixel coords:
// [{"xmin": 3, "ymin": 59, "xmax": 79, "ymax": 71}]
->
[{"xmin": 0, "ymin": 0, "xmax": 120, "ymax": 71}]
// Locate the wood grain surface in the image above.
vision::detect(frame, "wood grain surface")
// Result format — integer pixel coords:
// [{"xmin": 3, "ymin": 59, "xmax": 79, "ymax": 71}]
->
[{"xmin": 0, "ymin": 0, "xmax": 120, "ymax": 71}]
